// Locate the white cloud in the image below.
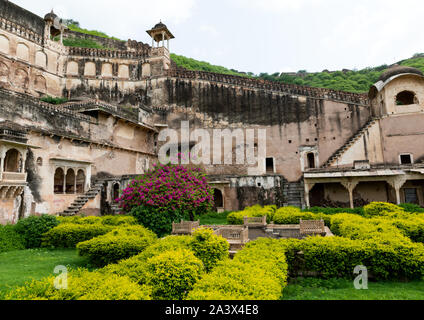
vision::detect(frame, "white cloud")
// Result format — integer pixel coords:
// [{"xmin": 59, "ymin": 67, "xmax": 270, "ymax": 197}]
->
[
  {"xmin": 231, "ymin": 0, "xmax": 327, "ymax": 12},
  {"xmin": 12, "ymin": 0, "xmax": 196, "ymax": 41}
]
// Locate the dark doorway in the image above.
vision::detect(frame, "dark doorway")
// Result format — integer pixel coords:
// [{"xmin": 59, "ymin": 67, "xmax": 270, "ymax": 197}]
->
[
  {"xmin": 307, "ymin": 153, "xmax": 316, "ymax": 169},
  {"xmin": 213, "ymin": 189, "xmax": 224, "ymax": 210}
]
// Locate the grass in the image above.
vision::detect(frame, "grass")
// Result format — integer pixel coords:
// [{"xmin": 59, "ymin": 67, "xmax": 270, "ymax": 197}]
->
[
  {"xmin": 0, "ymin": 249, "xmax": 89, "ymax": 299},
  {"xmin": 283, "ymin": 278, "xmax": 424, "ymax": 300},
  {"xmin": 199, "ymin": 211, "xmax": 230, "ymax": 226}
]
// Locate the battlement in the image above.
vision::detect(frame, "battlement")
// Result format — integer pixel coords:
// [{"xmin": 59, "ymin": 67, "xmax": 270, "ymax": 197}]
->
[
  {"xmin": 0, "ymin": 87, "xmax": 93, "ymax": 122},
  {"xmin": 67, "ymin": 46, "xmax": 149, "ymax": 59},
  {"xmin": 167, "ymin": 67, "xmax": 370, "ymax": 106}
]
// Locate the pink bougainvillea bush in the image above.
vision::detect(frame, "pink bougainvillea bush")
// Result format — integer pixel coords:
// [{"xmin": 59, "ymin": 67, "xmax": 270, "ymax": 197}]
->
[{"xmin": 116, "ymin": 163, "xmax": 214, "ymax": 237}]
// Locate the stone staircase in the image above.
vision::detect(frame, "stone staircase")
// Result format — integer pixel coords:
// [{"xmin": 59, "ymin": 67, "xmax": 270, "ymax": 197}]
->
[
  {"xmin": 283, "ymin": 181, "xmax": 304, "ymax": 208},
  {"xmin": 60, "ymin": 183, "xmax": 103, "ymax": 216},
  {"xmin": 323, "ymin": 117, "xmax": 379, "ymax": 168}
]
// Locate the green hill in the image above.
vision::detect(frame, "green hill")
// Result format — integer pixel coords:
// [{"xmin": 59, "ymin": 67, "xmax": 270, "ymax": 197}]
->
[{"xmin": 171, "ymin": 53, "xmax": 424, "ymax": 94}]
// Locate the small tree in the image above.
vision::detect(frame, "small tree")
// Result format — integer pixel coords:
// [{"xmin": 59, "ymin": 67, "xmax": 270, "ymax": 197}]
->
[{"xmin": 117, "ymin": 163, "xmax": 214, "ymax": 236}]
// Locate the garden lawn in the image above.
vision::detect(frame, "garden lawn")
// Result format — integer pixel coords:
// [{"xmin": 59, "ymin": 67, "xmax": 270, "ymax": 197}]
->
[
  {"xmin": 0, "ymin": 249, "xmax": 89, "ymax": 299},
  {"xmin": 199, "ymin": 212, "xmax": 229, "ymax": 226},
  {"xmin": 283, "ymin": 278, "xmax": 424, "ymax": 300}
]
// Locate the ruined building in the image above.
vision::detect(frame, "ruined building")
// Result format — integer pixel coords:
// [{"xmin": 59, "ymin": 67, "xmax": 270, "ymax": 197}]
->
[{"xmin": 1, "ymin": 0, "xmax": 424, "ymax": 224}]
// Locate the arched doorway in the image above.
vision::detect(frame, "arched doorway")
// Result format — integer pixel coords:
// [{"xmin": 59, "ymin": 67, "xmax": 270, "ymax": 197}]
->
[
  {"xmin": 213, "ymin": 189, "xmax": 224, "ymax": 211},
  {"xmin": 113, "ymin": 183, "xmax": 120, "ymax": 202},
  {"xmin": 4, "ymin": 149, "xmax": 22, "ymax": 172},
  {"xmin": 54, "ymin": 168, "xmax": 64, "ymax": 194},
  {"xmin": 65, "ymin": 169, "xmax": 75, "ymax": 194},
  {"xmin": 76, "ymin": 170, "xmax": 86, "ymax": 194}
]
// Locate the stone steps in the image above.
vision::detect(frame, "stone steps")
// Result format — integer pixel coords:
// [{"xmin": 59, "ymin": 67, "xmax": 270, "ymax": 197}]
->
[
  {"xmin": 60, "ymin": 183, "xmax": 103, "ymax": 216},
  {"xmin": 323, "ymin": 118, "xmax": 379, "ymax": 168}
]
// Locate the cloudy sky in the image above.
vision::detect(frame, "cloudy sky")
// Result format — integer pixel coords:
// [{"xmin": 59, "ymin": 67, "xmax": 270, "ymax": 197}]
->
[{"xmin": 12, "ymin": 0, "xmax": 424, "ymax": 74}]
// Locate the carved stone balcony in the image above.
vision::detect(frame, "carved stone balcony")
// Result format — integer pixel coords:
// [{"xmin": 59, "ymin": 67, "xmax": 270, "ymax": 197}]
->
[{"xmin": 1, "ymin": 172, "xmax": 27, "ymax": 182}]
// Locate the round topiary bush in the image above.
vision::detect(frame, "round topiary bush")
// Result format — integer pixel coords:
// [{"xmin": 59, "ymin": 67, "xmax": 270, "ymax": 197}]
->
[
  {"xmin": 14, "ymin": 215, "xmax": 60, "ymax": 248},
  {"xmin": 190, "ymin": 227, "xmax": 229, "ymax": 272},
  {"xmin": 363, "ymin": 202, "xmax": 404, "ymax": 217},
  {"xmin": 146, "ymin": 249, "xmax": 204, "ymax": 300},
  {"xmin": 117, "ymin": 163, "xmax": 214, "ymax": 237}
]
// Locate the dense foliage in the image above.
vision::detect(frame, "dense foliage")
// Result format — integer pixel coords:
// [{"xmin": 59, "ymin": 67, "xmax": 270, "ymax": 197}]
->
[
  {"xmin": 5, "ymin": 269, "xmax": 151, "ymax": 300},
  {"xmin": 187, "ymin": 238, "xmax": 288, "ymax": 300},
  {"xmin": 42, "ymin": 223, "xmax": 114, "ymax": 248},
  {"xmin": 0, "ymin": 225, "xmax": 25, "ymax": 253},
  {"xmin": 147, "ymin": 249, "xmax": 204, "ymax": 300},
  {"xmin": 171, "ymin": 53, "xmax": 424, "ymax": 93},
  {"xmin": 77, "ymin": 226, "xmax": 157, "ymax": 266},
  {"xmin": 67, "ymin": 24, "xmax": 123, "ymax": 41},
  {"xmin": 14, "ymin": 215, "xmax": 60, "ymax": 248},
  {"xmin": 190, "ymin": 228, "xmax": 229, "ymax": 272},
  {"xmin": 118, "ymin": 163, "xmax": 214, "ymax": 236},
  {"xmin": 40, "ymin": 96, "xmax": 68, "ymax": 105}
]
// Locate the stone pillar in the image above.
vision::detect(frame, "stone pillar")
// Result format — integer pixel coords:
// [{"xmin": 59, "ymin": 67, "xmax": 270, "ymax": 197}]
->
[
  {"xmin": 388, "ymin": 176, "xmax": 408, "ymax": 205},
  {"xmin": 63, "ymin": 167, "xmax": 66, "ymax": 195},
  {"xmin": 304, "ymin": 181, "xmax": 316, "ymax": 208},
  {"xmin": 21, "ymin": 149, "xmax": 27, "ymax": 173},
  {"xmin": 341, "ymin": 180, "xmax": 359, "ymax": 209}
]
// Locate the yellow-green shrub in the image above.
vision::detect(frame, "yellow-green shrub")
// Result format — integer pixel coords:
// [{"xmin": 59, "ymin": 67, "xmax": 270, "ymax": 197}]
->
[
  {"xmin": 187, "ymin": 238, "xmax": 288, "ymax": 300},
  {"xmin": 42, "ymin": 224, "xmax": 114, "ymax": 248},
  {"xmin": 283, "ymin": 236, "xmax": 424, "ymax": 280},
  {"xmin": 330, "ymin": 214, "xmax": 411, "ymax": 243},
  {"xmin": 363, "ymin": 202, "xmax": 404, "ymax": 217},
  {"xmin": 227, "ymin": 205, "xmax": 277, "ymax": 225},
  {"xmin": 273, "ymin": 210, "xmax": 330, "ymax": 225},
  {"xmin": 5, "ymin": 269, "xmax": 151, "ymax": 300},
  {"xmin": 58, "ymin": 215, "xmax": 137, "ymax": 226},
  {"xmin": 146, "ymin": 249, "xmax": 204, "ymax": 300},
  {"xmin": 190, "ymin": 228, "xmax": 229, "ymax": 272},
  {"xmin": 102, "ymin": 235, "xmax": 193, "ymax": 285},
  {"xmin": 77, "ymin": 226, "xmax": 157, "ymax": 266}
]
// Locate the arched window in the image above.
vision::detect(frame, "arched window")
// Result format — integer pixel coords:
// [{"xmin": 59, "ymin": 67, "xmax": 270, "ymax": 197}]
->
[
  {"xmin": 54, "ymin": 168, "xmax": 64, "ymax": 194},
  {"xmin": 113, "ymin": 183, "xmax": 120, "ymax": 201},
  {"xmin": 396, "ymin": 91, "xmax": 418, "ymax": 106},
  {"xmin": 307, "ymin": 153, "xmax": 316, "ymax": 169},
  {"xmin": 76, "ymin": 170, "xmax": 85, "ymax": 194},
  {"xmin": 65, "ymin": 168, "xmax": 75, "ymax": 194},
  {"xmin": 0, "ymin": 34, "xmax": 9, "ymax": 54},
  {"xmin": 213, "ymin": 189, "xmax": 224, "ymax": 209},
  {"xmin": 4, "ymin": 149, "xmax": 22, "ymax": 172}
]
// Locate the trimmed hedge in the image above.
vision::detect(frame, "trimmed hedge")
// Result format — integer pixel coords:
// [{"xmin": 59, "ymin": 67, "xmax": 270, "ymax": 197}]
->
[
  {"xmin": 77, "ymin": 226, "xmax": 157, "ymax": 266},
  {"xmin": 283, "ymin": 236, "xmax": 424, "ymax": 280},
  {"xmin": 273, "ymin": 210, "xmax": 331, "ymax": 226},
  {"xmin": 102, "ymin": 235, "xmax": 193, "ymax": 285},
  {"xmin": 147, "ymin": 249, "xmax": 204, "ymax": 300},
  {"xmin": 57, "ymin": 215, "xmax": 137, "ymax": 226},
  {"xmin": 5, "ymin": 269, "xmax": 151, "ymax": 300},
  {"xmin": 330, "ymin": 213, "xmax": 413, "ymax": 244},
  {"xmin": 363, "ymin": 202, "xmax": 404, "ymax": 217},
  {"xmin": 0, "ymin": 225, "xmax": 25, "ymax": 253},
  {"xmin": 190, "ymin": 228, "xmax": 229, "ymax": 272},
  {"xmin": 14, "ymin": 215, "xmax": 60, "ymax": 248},
  {"xmin": 187, "ymin": 238, "xmax": 288, "ymax": 300},
  {"xmin": 42, "ymin": 224, "xmax": 114, "ymax": 248},
  {"xmin": 227, "ymin": 205, "xmax": 277, "ymax": 225}
]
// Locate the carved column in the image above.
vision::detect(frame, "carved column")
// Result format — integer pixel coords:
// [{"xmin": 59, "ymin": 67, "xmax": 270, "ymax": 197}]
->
[
  {"xmin": 341, "ymin": 180, "xmax": 359, "ymax": 209},
  {"xmin": 304, "ymin": 181, "xmax": 316, "ymax": 208},
  {"xmin": 0, "ymin": 147, "xmax": 4, "ymax": 180},
  {"xmin": 388, "ymin": 176, "xmax": 408, "ymax": 205}
]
